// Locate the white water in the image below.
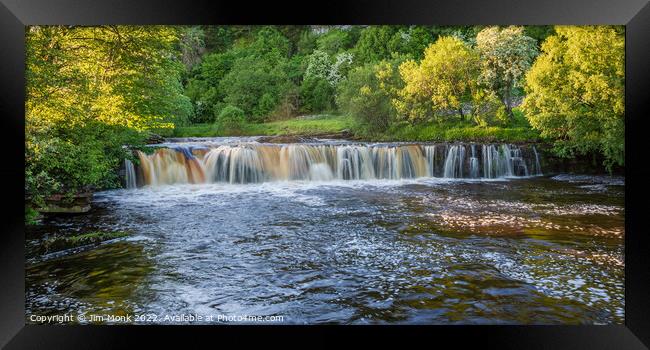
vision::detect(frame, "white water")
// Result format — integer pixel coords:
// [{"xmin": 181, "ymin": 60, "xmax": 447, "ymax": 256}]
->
[{"xmin": 126, "ymin": 141, "xmax": 543, "ymax": 188}]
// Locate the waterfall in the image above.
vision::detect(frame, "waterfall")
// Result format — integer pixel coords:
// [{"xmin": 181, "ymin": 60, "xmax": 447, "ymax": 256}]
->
[
  {"xmin": 532, "ymin": 146, "xmax": 542, "ymax": 176},
  {"xmin": 424, "ymin": 145, "xmax": 436, "ymax": 177},
  {"xmin": 127, "ymin": 142, "xmax": 543, "ymax": 187},
  {"xmin": 469, "ymin": 144, "xmax": 479, "ymax": 178},
  {"xmin": 443, "ymin": 145, "xmax": 465, "ymax": 178},
  {"xmin": 124, "ymin": 159, "xmax": 137, "ymax": 189}
]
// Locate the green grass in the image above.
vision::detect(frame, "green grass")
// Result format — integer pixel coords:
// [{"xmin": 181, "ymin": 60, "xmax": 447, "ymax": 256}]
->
[
  {"xmin": 172, "ymin": 110, "xmax": 541, "ymax": 143},
  {"xmin": 366, "ymin": 108, "xmax": 541, "ymax": 143},
  {"xmin": 372, "ymin": 123, "xmax": 540, "ymax": 143},
  {"xmin": 173, "ymin": 114, "xmax": 355, "ymax": 138}
]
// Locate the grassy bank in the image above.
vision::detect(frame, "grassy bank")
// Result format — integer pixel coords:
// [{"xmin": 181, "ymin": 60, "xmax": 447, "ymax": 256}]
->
[
  {"xmin": 369, "ymin": 123, "xmax": 540, "ymax": 143},
  {"xmin": 173, "ymin": 115, "xmax": 355, "ymax": 138},
  {"xmin": 172, "ymin": 110, "xmax": 541, "ymax": 143}
]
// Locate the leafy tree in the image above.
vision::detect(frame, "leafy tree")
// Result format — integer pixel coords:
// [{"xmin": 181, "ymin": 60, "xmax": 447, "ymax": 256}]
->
[
  {"xmin": 26, "ymin": 26, "xmax": 190, "ymax": 207},
  {"xmin": 316, "ymin": 28, "xmax": 353, "ymax": 55},
  {"xmin": 522, "ymin": 26, "xmax": 624, "ymax": 170},
  {"xmin": 304, "ymin": 50, "xmax": 332, "ymax": 81},
  {"xmin": 216, "ymin": 105, "xmax": 246, "ymax": 132},
  {"xmin": 353, "ymin": 26, "xmax": 405, "ymax": 64},
  {"xmin": 296, "ymin": 29, "xmax": 318, "ymax": 55},
  {"xmin": 524, "ymin": 25, "xmax": 556, "ymax": 47},
  {"xmin": 401, "ymin": 26, "xmax": 436, "ymax": 60},
  {"xmin": 395, "ymin": 36, "xmax": 480, "ymax": 123},
  {"xmin": 185, "ymin": 50, "xmax": 238, "ymax": 122},
  {"xmin": 337, "ymin": 58, "xmax": 404, "ymax": 133},
  {"xmin": 304, "ymin": 50, "xmax": 354, "ymax": 87},
  {"xmin": 219, "ymin": 56, "xmax": 293, "ymax": 122},
  {"xmin": 300, "ymin": 76, "xmax": 336, "ymax": 113},
  {"xmin": 194, "ymin": 27, "xmax": 297, "ymax": 122},
  {"xmin": 476, "ymin": 26, "xmax": 537, "ymax": 118}
]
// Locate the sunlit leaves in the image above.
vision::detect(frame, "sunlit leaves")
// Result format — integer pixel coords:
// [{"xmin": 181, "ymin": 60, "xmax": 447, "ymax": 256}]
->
[
  {"xmin": 396, "ymin": 36, "xmax": 480, "ymax": 123},
  {"xmin": 25, "ymin": 25, "xmax": 191, "ymax": 204},
  {"xmin": 522, "ymin": 26, "xmax": 624, "ymax": 170}
]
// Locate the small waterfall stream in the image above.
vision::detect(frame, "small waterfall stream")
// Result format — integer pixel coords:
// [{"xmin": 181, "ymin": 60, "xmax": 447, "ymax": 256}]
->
[
  {"xmin": 124, "ymin": 159, "xmax": 137, "ymax": 189},
  {"xmin": 125, "ymin": 141, "xmax": 543, "ymax": 188}
]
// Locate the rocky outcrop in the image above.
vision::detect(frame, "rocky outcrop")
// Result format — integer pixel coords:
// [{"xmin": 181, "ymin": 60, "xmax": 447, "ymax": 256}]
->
[
  {"xmin": 39, "ymin": 192, "xmax": 93, "ymax": 214},
  {"xmin": 145, "ymin": 133, "xmax": 166, "ymax": 144},
  {"xmin": 256, "ymin": 130, "xmax": 355, "ymax": 143}
]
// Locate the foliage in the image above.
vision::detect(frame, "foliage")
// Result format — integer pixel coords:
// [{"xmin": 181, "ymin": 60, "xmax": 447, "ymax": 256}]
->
[
  {"xmin": 395, "ymin": 36, "xmax": 480, "ymax": 123},
  {"xmin": 24, "ymin": 25, "xmax": 627, "ymax": 217},
  {"xmin": 336, "ymin": 58, "xmax": 404, "ymax": 134},
  {"xmin": 216, "ymin": 105, "xmax": 246, "ymax": 132},
  {"xmin": 353, "ymin": 26, "xmax": 406, "ymax": 64},
  {"xmin": 374, "ymin": 119, "xmax": 540, "ymax": 143},
  {"xmin": 300, "ymin": 76, "xmax": 336, "ymax": 113},
  {"xmin": 304, "ymin": 50, "xmax": 354, "ymax": 87},
  {"xmin": 521, "ymin": 26, "xmax": 624, "ymax": 170},
  {"xmin": 26, "ymin": 26, "xmax": 191, "ymax": 210},
  {"xmin": 476, "ymin": 26, "xmax": 537, "ymax": 117},
  {"xmin": 316, "ymin": 28, "xmax": 354, "ymax": 55}
]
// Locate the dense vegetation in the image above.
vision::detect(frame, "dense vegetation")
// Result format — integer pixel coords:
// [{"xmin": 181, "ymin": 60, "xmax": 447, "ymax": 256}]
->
[{"xmin": 25, "ymin": 25, "xmax": 625, "ymax": 216}]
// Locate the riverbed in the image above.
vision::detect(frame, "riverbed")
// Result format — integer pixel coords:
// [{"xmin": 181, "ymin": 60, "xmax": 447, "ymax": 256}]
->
[{"xmin": 25, "ymin": 174, "xmax": 624, "ymax": 324}]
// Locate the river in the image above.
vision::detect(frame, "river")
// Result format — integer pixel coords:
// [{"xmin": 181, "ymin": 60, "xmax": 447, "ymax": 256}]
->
[{"xmin": 25, "ymin": 138, "xmax": 624, "ymax": 324}]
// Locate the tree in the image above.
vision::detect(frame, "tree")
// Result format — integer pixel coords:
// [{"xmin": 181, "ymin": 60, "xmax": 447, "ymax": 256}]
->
[
  {"xmin": 337, "ymin": 58, "xmax": 404, "ymax": 133},
  {"xmin": 316, "ymin": 28, "xmax": 354, "ymax": 55},
  {"xmin": 216, "ymin": 105, "xmax": 246, "ymax": 132},
  {"xmin": 476, "ymin": 26, "xmax": 537, "ymax": 118},
  {"xmin": 26, "ymin": 26, "xmax": 191, "ymax": 207},
  {"xmin": 395, "ymin": 36, "xmax": 480, "ymax": 123},
  {"xmin": 304, "ymin": 50, "xmax": 354, "ymax": 87},
  {"xmin": 300, "ymin": 76, "xmax": 336, "ymax": 113},
  {"xmin": 353, "ymin": 26, "xmax": 405, "ymax": 65},
  {"xmin": 521, "ymin": 26, "xmax": 624, "ymax": 170}
]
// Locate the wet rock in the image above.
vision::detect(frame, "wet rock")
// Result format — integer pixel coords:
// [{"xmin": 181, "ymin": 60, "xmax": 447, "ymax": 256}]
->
[
  {"xmin": 256, "ymin": 130, "xmax": 355, "ymax": 143},
  {"xmin": 146, "ymin": 133, "xmax": 165, "ymax": 144},
  {"xmin": 39, "ymin": 192, "xmax": 92, "ymax": 214},
  {"xmin": 256, "ymin": 135, "xmax": 319, "ymax": 143}
]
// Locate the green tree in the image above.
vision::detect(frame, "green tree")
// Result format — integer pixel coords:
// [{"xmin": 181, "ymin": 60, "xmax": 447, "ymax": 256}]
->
[
  {"xmin": 476, "ymin": 26, "xmax": 537, "ymax": 118},
  {"xmin": 353, "ymin": 26, "xmax": 405, "ymax": 65},
  {"xmin": 522, "ymin": 25, "xmax": 625, "ymax": 170},
  {"xmin": 395, "ymin": 36, "xmax": 480, "ymax": 123},
  {"xmin": 316, "ymin": 28, "xmax": 354, "ymax": 55},
  {"xmin": 216, "ymin": 105, "xmax": 246, "ymax": 132},
  {"xmin": 26, "ymin": 25, "xmax": 190, "ymax": 208},
  {"xmin": 337, "ymin": 58, "xmax": 404, "ymax": 133},
  {"xmin": 300, "ymin": 76, "xmax": 336, "ymax": 113}
]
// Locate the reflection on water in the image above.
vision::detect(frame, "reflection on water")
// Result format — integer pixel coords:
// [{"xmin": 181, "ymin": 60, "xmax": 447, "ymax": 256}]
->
[{"xmin": 25, "ymin": 175, "xmax": 624, "ymax": 324}]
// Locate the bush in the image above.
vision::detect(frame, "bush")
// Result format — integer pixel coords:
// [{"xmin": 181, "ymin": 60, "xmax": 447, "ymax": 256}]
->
[
  {"xmin": 337, "ymin": 59, "xmax": 403, "ymax": 134},
  {"xmin": 216, "ymin": 105, "xmax": 246, "ymax": 132},
  {"xmin": 300, "ymin": 76, "xmax": 335, "ymax": 113}
]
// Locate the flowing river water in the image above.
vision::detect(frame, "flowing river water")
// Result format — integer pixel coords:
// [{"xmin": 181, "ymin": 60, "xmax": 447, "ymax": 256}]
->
[{"xmin": 25, "ymin": 138, "xmax": 624, "ymax": 324}]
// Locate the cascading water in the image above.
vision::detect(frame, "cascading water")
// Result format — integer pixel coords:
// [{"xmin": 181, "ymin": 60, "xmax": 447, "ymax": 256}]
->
[
  {"xmin": 469, "ymin": 145, "xmax": 479, "ymax": 179},
  {"xmin": 124, "ymin": 159, "xmax": 137, "ymax": 189},
  {"xmin": 126, "ymin": 141, "xmax": 543, "ymax": 187}
]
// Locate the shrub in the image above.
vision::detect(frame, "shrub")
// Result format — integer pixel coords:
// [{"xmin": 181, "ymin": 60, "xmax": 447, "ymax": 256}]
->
[
  {"xmin": 216, "ymin": 105, "xmax": 246, "ymax": 132},
  {"xmin": 300, "ymin": 76, "xmax": 335, "ymax": 113}
]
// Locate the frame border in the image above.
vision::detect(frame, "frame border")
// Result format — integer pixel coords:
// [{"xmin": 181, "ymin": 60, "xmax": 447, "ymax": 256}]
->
[{"xmin": 1, "ymin": 0, "xmax": 648, "ymax": 348}]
